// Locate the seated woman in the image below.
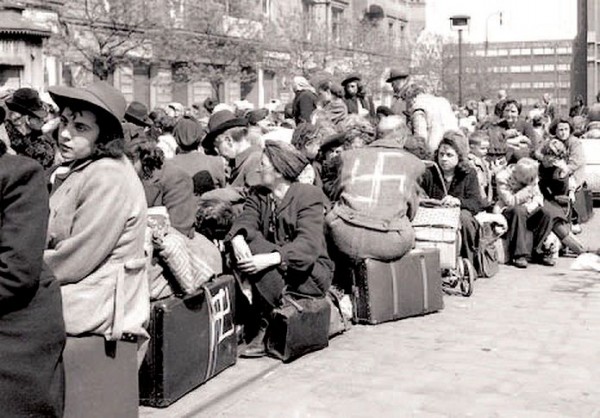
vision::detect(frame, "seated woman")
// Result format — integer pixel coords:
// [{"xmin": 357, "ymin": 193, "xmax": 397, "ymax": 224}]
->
[
  {"xmin": 488, "ymin": 98, "xmax": 539, "ymax": 164},
  {"xmin": 538, "ymin": 139, "xmax": 587, "ymax": 255},
  {"xmin": 548, "ymin": 117, "xmax": 587, "ymax": 230},
  {"xmin": 420, "ymin": 131, "xmax": 483, "ymax": 265},
  {"xmin": 495, "ymin": 157, "xmax": 556, "ymax": 268},
  {"xmin": 0, "ymin": 141, "xmax": 65, "ymax": 417},
  {"xmin": 126, "ymin": 137, "xmax": 197, "ymax": 238},
  {"xmin": 45, "ymin": 82, "xmax": 149, "ymax": 352},
  {"xmin": 227, "ymin": 141, "xmax": 333, "ymax": 358}
]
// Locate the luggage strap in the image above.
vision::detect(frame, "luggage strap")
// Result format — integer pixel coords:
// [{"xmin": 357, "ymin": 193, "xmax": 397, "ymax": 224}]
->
[
  {"xmin": 419, "ymin": 255, "xmax": 429, "ymax": 311},
  {"xmin": 202, "ymin": 284, "xmax": 218, "ymax": 380}
]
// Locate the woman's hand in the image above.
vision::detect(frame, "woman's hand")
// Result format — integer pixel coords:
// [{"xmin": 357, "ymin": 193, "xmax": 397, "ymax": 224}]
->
[
  {"xmin": 231, "ymin": 235, "xmax": 252, "ymax": 262},
  {"xmin": 441, "ymin": 195, "xmax": 461, "ymax": 207},
  {"xmin": 237, "ymin": 252, "xmax": 282, "ymax": 275},
  {"xmin": 553, "ymin": 159, "xmax": 569, "ymax": 178}
]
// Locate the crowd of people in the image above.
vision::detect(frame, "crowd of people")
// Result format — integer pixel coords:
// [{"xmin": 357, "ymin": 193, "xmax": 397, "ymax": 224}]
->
[{"xmin": 0, "ymin": 69, "xmax": 597, "ymax": 415}]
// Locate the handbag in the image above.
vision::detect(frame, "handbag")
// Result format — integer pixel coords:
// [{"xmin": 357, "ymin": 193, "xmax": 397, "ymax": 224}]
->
[{"xmin": 265, "ymin": 291, "xmax": 330, "ymax": 363}]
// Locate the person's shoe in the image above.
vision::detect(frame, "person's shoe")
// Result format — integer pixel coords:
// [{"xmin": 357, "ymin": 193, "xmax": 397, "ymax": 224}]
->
[
  {"xmin": 539, "ymin": 255, "xmax": 556, "ymax": 267},
  {"xmin": 512, "ymin": 257, "xmax": 528, "ymax": 268},
  {"xmin": 572, "ymin": 224, "xmax": 582, "ymax": 235},
  {"xmin": 240, "ymin": 319, "xmax": 268, "ymax": 358}
]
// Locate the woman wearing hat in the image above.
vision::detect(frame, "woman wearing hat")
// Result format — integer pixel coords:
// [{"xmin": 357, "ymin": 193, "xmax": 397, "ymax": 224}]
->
[
  {"xmin": 227, "ymin": 140, "xmax": 333, "ymax": 357},
  {"xmin": 44, "ymin": 82, "xmax": 150, "ymax": 350},
  {"xmin": 342, "ymin": 73, "xmax": 375, "ymax": 120},
  {"xmin": 0, "ymin": 140, "xmax": 66, "ymax": 417}
]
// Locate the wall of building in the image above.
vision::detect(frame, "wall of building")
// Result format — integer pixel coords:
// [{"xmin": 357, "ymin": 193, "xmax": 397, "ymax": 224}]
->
[{"xmin": 465, "ymin": 40, "xmax": 573, "ymax": 112}]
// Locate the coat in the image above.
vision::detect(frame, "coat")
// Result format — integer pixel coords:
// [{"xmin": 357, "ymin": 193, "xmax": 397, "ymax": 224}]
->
[
  {"xmin": 420, "ymin": 164, "xmax": 483, "ymax": 215},
  {"xmin": 230, "ymin": 145, "xmax": 262, "ymax": 190},
  {"xmin": 332, "ymin": 138, "xmax": 425, "ymax": 231},
  {"xmin": 292, "ymin": 89, "xmax": 318, "ymax": 125},
  {"xmin": 45, "ymin": 157, "xmax": 150, "ymax": 340},
  {"xmin": 344, "ymin": 95, "xmax": 376, "ymax": 119},
  {"xmin": 493, "ymin": 164, "xmax": 544, "ymax": 214},
  {"xmin": 410, "ymin": 93, "xmax": 458, "ymax": 154},
  {"xmin": 142, "ymin": 160, "xmax": 196, "ymax": 238},
  {"xmin": 0, "ymin": 153, "xmax": 65, "ymax": 417},
  {"xmin": 171, "ymin": 151, "xmax": 226, "ymax": 188},
  {"xmin": 227, "ymin": 184, "xmax": 333, "ymax": 298}
]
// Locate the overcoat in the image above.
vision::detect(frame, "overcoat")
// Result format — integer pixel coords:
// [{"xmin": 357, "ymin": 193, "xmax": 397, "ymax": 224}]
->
[
  {"xmin": 227, "ymin": 183, "xmax": 333, "ymax": 306},
  {"xmin": 0, "ymin": 152, "xmax": 65, "ymax": 417},
  {"xmin": 45, "ymin": 156, "xmax": 150, "ymax": 341}
]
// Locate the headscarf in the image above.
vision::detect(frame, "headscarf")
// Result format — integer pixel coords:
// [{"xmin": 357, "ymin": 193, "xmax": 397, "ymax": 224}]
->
[
  {"xmin": 173, "ymin": 117, "xmax": 204, "ymax": 150},
  {"xmin": 263, "ymin": 140, "xmax": 309, "ymax": 181},
  {"xmin": 292, "ymin": 76, "xmax": 317, "ymax": 95}
]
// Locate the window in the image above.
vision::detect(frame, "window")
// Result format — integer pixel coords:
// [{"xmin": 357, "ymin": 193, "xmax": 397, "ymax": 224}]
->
[
  {"xmin": 533, "ymin": 64, "xmax": 545, "ymax": 72},
  {"xmin": 331, "ymin": 7, "xmax": 343, "ymax": 43},
  {"xmin": 521, "ymin": 82, "xmax": 531, "ymax": 89},
  {"xmin": 261, "ymin": 0, "xmax": 271, "ymax": 17},
  {"xmin": 475, "ymin": 49, "xmax": 485, "ymax": 57},
  {"xmin": 558, "ymin": 81, "xmax": 570, "ymax": 88},
  {"xmin": 521, "ymin": 48, "xmax": 531, "ymax": 55},
  {"xmin": 533, "ymin": 47, "xmax": 545, "ymax": 55},
  {"xmin": 557, "ymin": 63, "xmax": 571, "ymax": 71},
  {"xmin": 510, "ymin": 48, "xmax": 521, "ymax": 56},
  {"xmin": 543, "ymin": 64, "xmax": 555, "ymax": 71},
  {"xmin": 388, "ymin": 21, "xmax": 395, "ymax": 44},
  {"xmin": 557, "ymin": 47, "xmax": 569, "ymax": 55},
  {"xmin": 497, "ymin": 49, "xmax": 508, "ymax": 56},
  {"xmin": 544, "ymin": 47, "xmax": 554, "ymax": 54},
  {"xmin": 302, "ymin": 1, "xmax": 314, "ymax": 40},
  {"xmin": 510, "ymin": 65, "xmax": 531, "ymax": 73},
  {"xmin": 487, "ymin": 49, "xmax": 498, "ymax": 57}
]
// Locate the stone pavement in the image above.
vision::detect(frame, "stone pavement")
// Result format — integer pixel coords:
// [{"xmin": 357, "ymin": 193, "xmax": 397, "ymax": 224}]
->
[{"xmin": 141, "ymin": 214, "xmax": 600, "ymax": 418}]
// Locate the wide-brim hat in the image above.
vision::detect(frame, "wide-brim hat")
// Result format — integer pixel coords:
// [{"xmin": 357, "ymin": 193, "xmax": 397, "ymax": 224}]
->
[
  {"xmin": 386, "ymin": 69, "xmax": 410, "ymax": 83},
  {"xmin": 5, "ymin": 88, "xmax": 47, "ymax": 119},
  {"xmin": 48, "ymin": 82, "xmax": 126, "ymax": 137},
  {"xmin": 320, "ymin": 131, "xmax": 346, "ymax": 152},
  {"xmin": 124, "ymin": 101, "xmax": 152, "ymax": 127},
  {"xmin": 341, "ymin": 73, "xmax": 361, "ymax": 86},
  {"xmin": 202, "ymin": 109, "xmax": 248, "ymax": 150}
]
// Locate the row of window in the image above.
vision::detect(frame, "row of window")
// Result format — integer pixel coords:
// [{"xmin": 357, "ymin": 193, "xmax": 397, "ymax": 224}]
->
[
  {"xmin": 519, "ymin": 97, "xmax": 569, "ymax": 106},
  {"xmin": 509, "ymin": 81, "xmax": 571, "ymax": 89},
  {"xmin": 488, "ymin": 64, "xmax": 571, "ymax": 73},
  {"xmin": 473, "ymin": 46, "xmax": 572, "ymax": 57}
]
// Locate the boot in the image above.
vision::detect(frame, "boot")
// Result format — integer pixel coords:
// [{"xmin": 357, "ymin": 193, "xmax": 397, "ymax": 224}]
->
[
  {"xmin": 561, "ymin": 233, "xmax": 587, "ymax": 255},
  {"xmin": 240, "ymin": 318, "xmax": 268, "ymax": 358}
]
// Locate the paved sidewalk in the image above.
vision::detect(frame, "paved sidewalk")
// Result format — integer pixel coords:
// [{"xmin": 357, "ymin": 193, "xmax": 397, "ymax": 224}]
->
[{"xmin": 141, "ymin": 216, "xmax": 600, "ymax": 418}]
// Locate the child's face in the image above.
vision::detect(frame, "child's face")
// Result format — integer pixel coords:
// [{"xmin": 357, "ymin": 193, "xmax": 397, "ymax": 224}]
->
[{"xmin": 470, "ymin": 140, "xmax": 489, "ymax": 157}]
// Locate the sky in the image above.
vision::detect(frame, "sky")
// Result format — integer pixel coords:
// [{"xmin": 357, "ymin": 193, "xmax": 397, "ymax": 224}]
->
[{"xmin": 425, "ymin": 0, "xmax": 578, "ymax": 43}]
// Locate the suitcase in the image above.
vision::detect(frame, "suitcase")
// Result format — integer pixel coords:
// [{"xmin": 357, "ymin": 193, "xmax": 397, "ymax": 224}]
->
[
  {"xmin": 139, "ymin": 275, "xmax": 237, "ymax": 407},
  {"xmin": 351, "ymin": 248, "xmax": 444, "ymax": 325},
  {"xmin": 63, "ymin": 335, "xmax": 139, "ymax": 418},
  {"xmin": 266, "ymin": 294, "xmax": 330, "ymax": 363}
]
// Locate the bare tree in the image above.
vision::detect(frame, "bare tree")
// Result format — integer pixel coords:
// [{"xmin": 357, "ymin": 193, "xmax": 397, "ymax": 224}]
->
[
  {"xmin": 48, "ymin": 0, "xmax": 160, "ymax": 81},
  {"xmin": 154, "ymin": 0, "xmax": 263, "ymax": 101}
]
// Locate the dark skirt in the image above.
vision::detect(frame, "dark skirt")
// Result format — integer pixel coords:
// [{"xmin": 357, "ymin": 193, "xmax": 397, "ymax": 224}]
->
[{"xmin": 0, "ymin": 268, "xmax": 66, "ymax": 418}]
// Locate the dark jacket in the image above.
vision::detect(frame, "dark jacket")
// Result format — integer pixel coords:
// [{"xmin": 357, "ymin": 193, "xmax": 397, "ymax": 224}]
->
[
  {"xmin": 227, "ymin": 183, "xmax": 333, "ymax": 294},
  {"xmin": 172, "ymin": 151, "xmax": 226, "ymax": 188},
  {"xmin": 292, "ymin": 90, "xmax": 318, "ymax": 125},
  {"xmin": 0, "ymin": 152, "xmax": 65, "ymax": 417},
  {"xmin": 143, "ymin": 160, "xmax": 196, "ymax": 238},
  {"xmin": 420, "ymin": 164, "xmax": 483, "ymax": 215},
  {"xmin": 488, "ymin": 119, "xmax": 539, "ymax": 162},
  {"xmin": 344, "ymin": 94, "xmax": 376, "ymax": 119}
]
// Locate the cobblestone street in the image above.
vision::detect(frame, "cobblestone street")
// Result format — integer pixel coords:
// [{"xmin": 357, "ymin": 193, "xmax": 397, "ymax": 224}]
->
[{"xmin": 141, "ymin": 213, "xmax": 600, "ymax": 418}]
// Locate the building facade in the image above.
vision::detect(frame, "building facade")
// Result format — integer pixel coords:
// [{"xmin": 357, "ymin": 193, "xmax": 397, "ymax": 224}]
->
[
  {"xmin": 0, "ymin": 0, "xmax": 426, "ymax": 110},
  {"xmin": 461, "ymin": 40, "xmax": 573, "ymax": 112}
]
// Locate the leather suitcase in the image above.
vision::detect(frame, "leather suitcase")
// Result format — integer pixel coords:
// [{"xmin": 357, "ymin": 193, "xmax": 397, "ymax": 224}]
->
[
  {"xmin": 63, "ymin": 335, "xmax": 138, "ymax": 418},
  {"xmin": 351, "ymin": 248, "xmax": 444, "ymax": 325},
  {"xmin": 139, "ymin": 275, "xmax": 237, "ymax": 407},
  {"xmin": 266, "ymin": 295, "xmax": 330, "ymax": 363}
]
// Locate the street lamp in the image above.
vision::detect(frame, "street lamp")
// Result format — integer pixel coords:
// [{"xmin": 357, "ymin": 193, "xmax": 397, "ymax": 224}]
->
[
  {"xmin": 485, "ymin": 11, "xmax": 503, "ymax": 55},
  {"xmin": 450, "ymin": 15, "xmax": 470, "ymax": 107}
]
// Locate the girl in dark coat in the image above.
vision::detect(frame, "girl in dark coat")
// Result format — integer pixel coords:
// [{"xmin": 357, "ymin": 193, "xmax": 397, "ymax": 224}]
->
[
  {"xmin": 227, "ymin": 140, "xmax": 334, "ymax": 358},
  {"xmin": 0, "ymin": 141, "xmax": 66, "ymax": 417},
  {"xmin": 420, "ymin": 131, "xmax": 483, "ymax": 264},
  {"xmin": 291, "ymin": 76, "xmax": 318, "ymax": 125}
]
